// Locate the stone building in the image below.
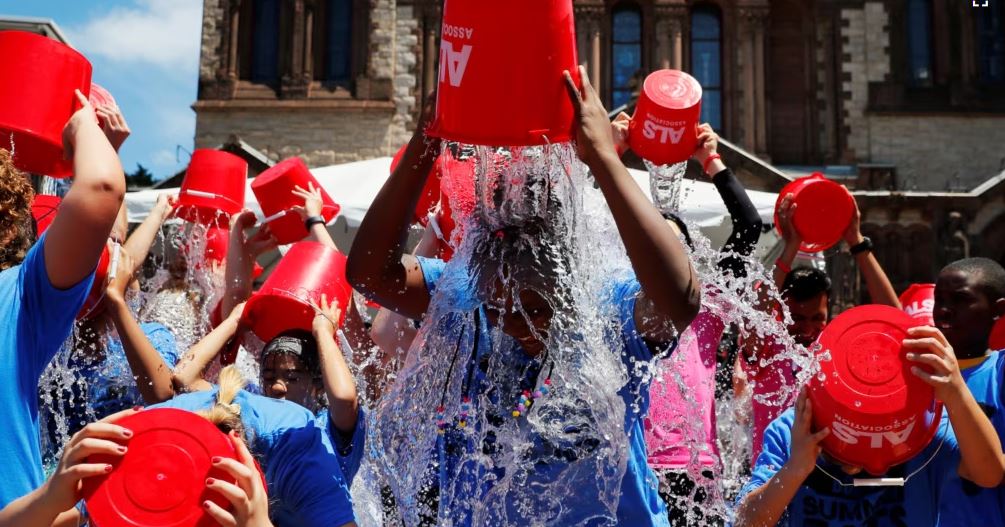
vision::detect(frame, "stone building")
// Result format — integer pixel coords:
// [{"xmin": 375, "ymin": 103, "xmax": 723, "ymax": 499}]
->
[{"xmin": 192, "ymin": 0, "xmax": 1005, "ymax": 297}]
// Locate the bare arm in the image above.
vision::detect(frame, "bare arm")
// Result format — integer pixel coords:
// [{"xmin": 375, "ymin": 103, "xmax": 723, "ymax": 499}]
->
[
  {"xmin": 103, "ymin": 249, "xmax": 174, "ymax": 403},
  {"xmin": 843, "ymin": 198, "xmax": 900, "ymax": 308},
  {"xmin": 312, "ymin": 296, "xmax": 359, "ymax": 435},
  {"xmin": 221, "ymin": 212, "xmax": 277, "ymax": 317},
  {"xmin": 45, "ymin": 90, "xmax": 126, "ymax": 289},
  {"xmin": 122, "ymin": 194, "xmax": 176, "ymax": 274},
  {"xmin": 564, "ymin": 67, "xmax": 700, "ymax": 339},
  {"xmin": 172, "ymin": 303, "xmax": 245, "ymax": 393},
  {"xmin": 345, "ymin": 94, "xmax": 441, "ymax": 321}
]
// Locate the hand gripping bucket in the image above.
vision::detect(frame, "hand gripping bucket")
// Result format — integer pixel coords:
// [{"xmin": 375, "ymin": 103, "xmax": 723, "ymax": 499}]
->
[
  {"xmin": 32, "ymin": 194, "xmax": 62, "ymax": 235},
  {"xmin": 899, "ymin": 284, "xmax": 936, "ymax": 327},
  {"xmin": 81, "ymin": 408, "xmax": 257, "ymax": 527},
  {"xmin": 242, "ymin": 241, "xmax": 352, "ymax": 343},
  {"xmin": 774, "ymin": 173, "xmax": 855, "ymax": 253},
  {"xmin": 177, "ymin": 149, "xmax": 248, "ymax": 226},
  {"xmin": 390, "ymin": 144, "xmax": 442, "ymax": 224},
  {"xmin": 808, "ymin": 305, "xmax": 943, "ymax": 476},
  {"xmin": 0, "ymin": 31, "xmax": 92, "ymax": 178},
  {"xmin": 89, "ymin": 83, "xmax": 117, "ymax": 128},
  {"xmin": 628, "ymin": 70, "xmax": 703, "ymax": 166},
  {"xmin": 251, "ymin": 157, "xmax": 341, "ymax": 245},
  {"xmin": 428, "ymin": 0, "xmax": 579, "ymax": 146}
]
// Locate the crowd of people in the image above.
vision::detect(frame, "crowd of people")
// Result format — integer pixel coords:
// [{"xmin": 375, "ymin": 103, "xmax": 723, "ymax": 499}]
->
[{"xmin": 1, "ymin": 64, "xmax": 1004, "ymax": 527}]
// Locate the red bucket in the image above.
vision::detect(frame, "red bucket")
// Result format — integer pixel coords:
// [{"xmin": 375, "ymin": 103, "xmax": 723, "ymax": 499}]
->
[
  {"xmin": 774, "ymin": 173, "xmax": 855, "ymax": 253},
  {"xmin": 628, "ymin": 70, "xmax": 703, "ymax": 166},
  {"xmin": 390, "ymin": 144, "xmax": 441, "ymax": 224},
  {"xmin": 242, "ymin": 241, "xmax": 352, "ymax": 343},
  {"xmin": 89, "ymin": 83, "xmax": 116, "ymax": 128},
  {"xmin": 809, "ymin": 305, "xmax": 943, "ymax": 475},
  {"xmin": 434, "ymin": 152, "xmax": 477, "ymax": 260},
  {"xmin": 32, "ymin": 194, "xmax": 62, "ymax": 235},
  {"xmin": 0, "ymin": 31, "xmax": 92, "ymax": 178},
  {"xmin": 176, "ymin": 150, "xmax": 248, "ymax": 226},
  {"xmin": 81, "ymin": 408, "xmax": 241, "ymax": 527},
  {"xmin": 990, "ymin": 318, "xmax": 1005, "ymax": 351},
  {"xmin": 899, "ymin": 284, "xmax": 936, "ymax": 327},
  {"xmin": 78, "ymin": 243, "xmax": 113, "ymax": 321},
  {"xmin": 428, "ymin": 0, "xmax": 579, "ymax": 146},
  {"xmin": 252, "ymin": 157, "xmax": 340, "ymax": 245}
]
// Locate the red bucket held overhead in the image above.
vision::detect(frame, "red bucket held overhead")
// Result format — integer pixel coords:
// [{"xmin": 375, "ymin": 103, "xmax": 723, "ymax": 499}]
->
[
  {"xmin": 628, "ymin": 70, "xmax": 703, "ymax": 166},
  {"xmin": 808, "ymin": 305, "xmax": 942, "ymax": 476},
  {"xmin": 429, "ymin": 0, "xmax": 579, "ymax": 146},
  {"xmin": 177, "ymin": 150, "xmax": 248, "ymax": 226},
  {"xmin": 774, "ymin": 173, "xmax": 855, "ymax": 253},
  {"xmin": 81, "ymin": 408, "xmax": 244, "ymax": 527},
  {"xmin": 391, "ymin": 144, "xmax": 442, "ymax": 224},
  {"xmin": 32, "ymin": 194, "xmax": 62, "ymax": 235},
  {"xmin": 0, "ymin": 30, "xmax": 92, "ymax": 178},
  {"xmin": 433, "ymin": 151, "xmax": 477, "ymax": 260},
  {"xmin": 89, "ymin": 83, "xmax": 117, "ymax": 128},
  {"xmin": 899, "ymin": 283, "xmax": 936, "ymax": 326},
  {"xmin": 990, "ymin": 318, "xmax": 1005, "ymax": 351},
  {"xmin": 252, "ymin": 157, "xmax": 340, "ymax": 245},
  {"xmin": 242, "ymin": 241, "xmax": 352, "ymax": 343}
]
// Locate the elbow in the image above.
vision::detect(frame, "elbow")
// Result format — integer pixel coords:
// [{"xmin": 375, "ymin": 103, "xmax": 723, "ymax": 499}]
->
[
  {"xmin": 674, "ymin": 277, "xmax": 702, "ymax": 331},
  {"xmin": 151, "ymin": 385, "xmax": 175, "ymax": 404}
]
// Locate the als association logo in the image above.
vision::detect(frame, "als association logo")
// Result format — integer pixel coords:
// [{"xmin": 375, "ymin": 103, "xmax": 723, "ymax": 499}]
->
[
  {"xmin": 641, "ymin": 116, "xmax": 687, "ymax": 145},
  {"xmin": 973, "ymin": 0, "xmax": 989, "ymax": 6},
  {"xmin": 830, "ymin": 415, "xmax": 917, "ymax": 448},
  {"xmin": 439, "ymin": 24, "xmax": 475, "ymax": 88}
]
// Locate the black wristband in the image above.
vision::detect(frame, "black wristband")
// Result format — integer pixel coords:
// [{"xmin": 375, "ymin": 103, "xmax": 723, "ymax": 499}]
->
[
  {"xmin": 849, "ymin": 236, "xmax": 873, "ymax": 255},
  {"xmin": 305, "ymin": 215, "xmax": 326, "ymax": 229}
]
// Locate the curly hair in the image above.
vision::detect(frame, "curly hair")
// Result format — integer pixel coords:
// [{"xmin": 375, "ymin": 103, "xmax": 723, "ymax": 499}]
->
[{"xmin": 0, "ymin": 149, "xmax": 35, "ymax": 271}]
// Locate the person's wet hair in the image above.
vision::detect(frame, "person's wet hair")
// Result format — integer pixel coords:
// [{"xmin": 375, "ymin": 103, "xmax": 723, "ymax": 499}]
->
[
  {"xmin": 263, "ymin": 329, "xmax": 321, "ymax": 377},
  {"xmin": 0, "ymin": 149, "xmax": 35, "ymax": 271},
  {"xmin": 942, "ymin": 257, "xmax": 1005, "ymax": 303},
  {"xmin": 781, "ymin": 267, "xmax": 832, "ymax": 302}
]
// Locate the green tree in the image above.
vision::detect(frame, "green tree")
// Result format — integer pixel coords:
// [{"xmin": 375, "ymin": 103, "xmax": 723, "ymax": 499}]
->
[{"xmin": 127, "ymin": 163, "xmax": 154, "ymax": 189}]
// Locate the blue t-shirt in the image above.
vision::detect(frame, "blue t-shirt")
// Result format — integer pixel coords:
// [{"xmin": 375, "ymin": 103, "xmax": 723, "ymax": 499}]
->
[
  {"xmin": 315, "ymin": 407, "xmax": 367, "ymax": 485},
  {"xmin": 151, "ymin": 389, "xmax": 356, "ymax": 527},
  {"xmin": 938, "ymin": 352, "xmax": 1005, "ymax": 526},
  {"xmin": 86, "ymin": 322, "xmax": 179, "ymax": 420},
  {"xmin": 418, "ymin": 257, "xmax": 672, "ymax": 526},
  {"xmin": 739, "ymin": 408, "xmax": 961, "ymax": 526},
  {"xmin": 0, "ymin": 233, "xmax": 95, "ymax": 507}
]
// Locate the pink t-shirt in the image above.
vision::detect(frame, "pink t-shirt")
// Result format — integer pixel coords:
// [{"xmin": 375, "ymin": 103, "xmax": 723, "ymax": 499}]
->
[
  {"xmin": 644, "ymin": 310, "xmax": 726, "ymax": 469},
  {"xmin": 741, "ymin": 338, "xmax": 798, "ymax": 465}
]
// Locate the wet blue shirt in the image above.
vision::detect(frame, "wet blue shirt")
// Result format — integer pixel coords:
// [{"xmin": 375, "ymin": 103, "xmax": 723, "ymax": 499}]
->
[
  {"xmin": 739, "ymin": 408, "xmax": 961, "ymax": 526},
  {"xmin": 86, "ymin": 322, "xmax": 178, "ymax": 419},
  {"xmin": 152, "ymin": 389, "xmax": 356, "ymax": 527},
  {"xmin": 418, "ymin": 257, "xmax": 672, "ymax": 526},
  {"xmin": 0, "ymin": 233, "xmax": 94, "ymax": 507},
  {"xmin": 938, "ymin": 351, "xmax": 1005, "ymax": 526},
  {"xmin": 315, "ymin": 407, "xmax": 368, "ymax": 485}
]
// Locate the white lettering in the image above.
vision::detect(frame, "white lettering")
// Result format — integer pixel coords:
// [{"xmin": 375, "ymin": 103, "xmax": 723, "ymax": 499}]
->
[
  {"xmin": 441, "ymin": 24, "xmax": 474, "ymax": 40},
  {"xmin": 829, "ymin": 417, "xmax": 917, "ymax": 448},
  {"xmin": 904, "ymin": 299, "xmax": 935, "ymax": 317},
  {"xmin": 642, "ymin": 119, "xmax": 686, "ymax": 145},
  {"xmin": 439, "ymin": 40, "xmax": 473, "ymax": 88}
]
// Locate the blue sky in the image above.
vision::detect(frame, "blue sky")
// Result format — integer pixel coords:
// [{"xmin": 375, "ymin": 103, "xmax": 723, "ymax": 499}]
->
[{"xmin": 1, "ymin": 0, "xmax": 201, "ymax": 180}]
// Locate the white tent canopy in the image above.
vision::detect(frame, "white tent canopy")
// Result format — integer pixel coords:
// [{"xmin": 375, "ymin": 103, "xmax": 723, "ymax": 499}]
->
[{"xmin": 125, "ymin": 157, "xmax": 780, "ymax": 254}]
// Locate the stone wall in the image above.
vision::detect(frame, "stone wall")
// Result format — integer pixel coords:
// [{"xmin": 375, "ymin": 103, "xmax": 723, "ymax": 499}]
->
[
  {"xmin": 839, "ymin": 2, "xmax": 890, "ymax": 161},
  {"xmin": 867, "ymin": 115, "xmax": 1005, "ymax": 191},
  {"xmin": 199, "ymin": 0, "xmax": 224, "ymax": 83}
]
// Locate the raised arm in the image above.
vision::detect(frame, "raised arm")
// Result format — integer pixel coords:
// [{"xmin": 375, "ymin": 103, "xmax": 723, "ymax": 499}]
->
[
  {"xmin": 172, "ymin": 302, "xmax": 246, "ymax": 393},
  {"xmin": 45, "ymin": 90, "xmax": 126, "ymax": 289},
  {"xmin": 103, "ymin": 248, "xmax": 175, "ymax": 403},
  {"xmin": 122, "ymin": 194, "xmax": 177, "ymax": 274},
  {"xmin": 312, "ymin": 296, "xmax": 359, "ymax": 435},
  {"xmin": 844, "ymin": 197, "xmax": 900, "ymax": 308},
  {"xmin": 221, "ymin": 211, "xmax": 277, "ymax": 317},
  {"xmin": 345, "ymin": 95, "xmax": 441, "ymax": 321},
  {"xmin": 563, "ymin": 67, "xmax": 700, "ymax": 339},
  {"xmin": 906, "ymin": 327, "xmax": 1005, "ymax": 488}
]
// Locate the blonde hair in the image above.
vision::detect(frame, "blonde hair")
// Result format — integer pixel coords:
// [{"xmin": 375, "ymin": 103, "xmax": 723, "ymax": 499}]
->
[
  {"xmin": 0, "ymin": 149, "xmax": 34, "ymax": 271},
  {"xmin": 199, "ymin": 365, "xmax": 247, "ymax": 436}
]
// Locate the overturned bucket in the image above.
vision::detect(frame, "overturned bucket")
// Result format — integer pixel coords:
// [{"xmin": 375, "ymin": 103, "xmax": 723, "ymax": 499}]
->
[
  {"xmin": 252, "ymin": 157, "xmax": 340, "ymax": 245},
  {"xmin": 176, "ymin": 149, "xmax": 248, "ymax": 226},
  {"xmin": 628, "ymin": 70, "xmax": 703, "ymax": 166}
]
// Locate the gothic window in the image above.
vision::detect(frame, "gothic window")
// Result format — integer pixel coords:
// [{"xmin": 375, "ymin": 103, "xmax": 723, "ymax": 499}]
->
[
  {"xmin": 976, "ymin": 1, "xmax": 1005, "ymax": 84},
  {"xmin": 313, "ymin": 0, "xmax": 353, "ymax": 85},
  {"xmin": 238, "ymin": 0, "xmax": 282, "ymax": 83},
  {"xmin": 906, "ymin": 0, "xmax": 932, "ymax": 85},
  {"xmin": 690, "ymin": 5, "xmax": 722, "ymax": 129},
  {"xmin": 611, "ymin": 4, "xmax": 643, "ymax": 109}
]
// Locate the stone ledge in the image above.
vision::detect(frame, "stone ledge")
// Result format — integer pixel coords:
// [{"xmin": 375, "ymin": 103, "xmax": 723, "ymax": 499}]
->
[{"xmin": 193, "ymin": 99, "xmax": 397, "ymax": 112}]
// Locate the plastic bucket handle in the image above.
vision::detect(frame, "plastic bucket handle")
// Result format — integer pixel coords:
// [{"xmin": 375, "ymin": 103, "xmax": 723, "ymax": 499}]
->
[{"xmin": 181, "ymin": 189, "xmax": 243, "ymax": 208}]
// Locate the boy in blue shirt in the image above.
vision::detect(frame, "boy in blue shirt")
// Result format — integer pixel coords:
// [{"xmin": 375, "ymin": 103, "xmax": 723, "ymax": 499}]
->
[
  {"xmin": 0, "ymin": 91, "xmax": 126, "ymax": 508},
  {"xmin": 933, "ymin": 258, "xmax": 1005, "ymax": 525},
  {"xmin": 734, "ymin": 325, "xmax": 1005, "ymax": 527},
  {"xmin": 346, "ymin": 69, "xmax": 701, "ymax": 525}
]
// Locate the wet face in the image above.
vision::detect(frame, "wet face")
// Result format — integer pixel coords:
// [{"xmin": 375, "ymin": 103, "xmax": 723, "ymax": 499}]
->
[
  {"xmin": 934, "ymin": 269, "xmax": 1002, "ymax": 358},
  {"xmin": 261, "ymin": 353, "xmax": 318, "ymax": 409},
  {"xmin": 785, "ymin": 293, "xmax": 829, "ymax": 347},
  {"xmin": 483, "ymin": 276, "xmax": 555, "ymax": 357}
]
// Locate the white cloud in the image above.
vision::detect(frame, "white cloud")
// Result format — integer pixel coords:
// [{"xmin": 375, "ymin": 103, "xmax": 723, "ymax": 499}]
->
[{"xmin": 67, "ymin": 0, "xmax": 202, "ymax": 71}]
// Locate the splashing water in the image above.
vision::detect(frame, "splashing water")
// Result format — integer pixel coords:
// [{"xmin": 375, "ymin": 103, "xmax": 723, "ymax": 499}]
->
[{"xmin": 645, "ymin": 160, "xmax": 689, "ymax": 214}]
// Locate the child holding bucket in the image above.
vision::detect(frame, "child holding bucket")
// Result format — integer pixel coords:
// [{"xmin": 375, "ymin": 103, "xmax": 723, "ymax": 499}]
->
[
  {"xmin": 932, "ymin": 258, "xmax": 1005, "ymax": 526},
  {"xmin": 739, "ymin": 193, "xmax": 903, "ymax": 464},
  {"xmin": 0, "ymin": 91, "xmax": 126, "ymax": 508},
  {"xmin": 346, "ymin": 67, "xmax": 700, "ymax": 525},
  {"xmin": 733, "ymin": 321, "xmax": 1005, "ymax": 526}
]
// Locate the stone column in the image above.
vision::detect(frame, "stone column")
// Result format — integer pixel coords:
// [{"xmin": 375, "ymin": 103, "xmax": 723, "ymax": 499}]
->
[
  {"xmin": 574, "ymin": 4, "xmax": 604, "ymax": 93},
  {"xmin": 222, "ymin": 0, "xmax": 242, "ymax": 98},
  {"xmin": 282, "ymin": 0, "xmax": 311, "ymax": 98},
  {"xmin": 655, "ymin": 5, "xmax": 687, "ymax": 71},
  {"xmin": 738, "ymin": 6, "xmax": 769, "ymax": 156},
  {"xmin": 752, "ymin": 9, "xmax": 768, "ymax": 155}
]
